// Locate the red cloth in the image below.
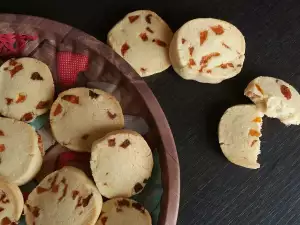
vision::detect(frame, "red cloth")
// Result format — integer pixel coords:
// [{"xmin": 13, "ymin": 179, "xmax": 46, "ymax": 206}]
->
[
  {"xmin": 57, "ymin": 52, "xmax": 88, "ymax": 86},
  {"xmin": 0, "ymin": 33, "xmax": 37, "ymax": 56}
]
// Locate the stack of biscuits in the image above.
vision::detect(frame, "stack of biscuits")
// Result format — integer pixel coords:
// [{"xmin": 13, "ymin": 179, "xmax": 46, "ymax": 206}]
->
[{"xmin": 0, "ymin": 57, "xmax": 153, "ymax": 225}]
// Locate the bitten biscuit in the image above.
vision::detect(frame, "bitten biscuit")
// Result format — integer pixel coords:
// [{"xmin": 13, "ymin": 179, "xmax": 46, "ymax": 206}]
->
[
  {"xmin": 218, "ymin": 105, "xmax": 263, "ymax": 169},
  {"xmin": 245, "ymin": 76, "xmax": 300, "ymax": 125}
]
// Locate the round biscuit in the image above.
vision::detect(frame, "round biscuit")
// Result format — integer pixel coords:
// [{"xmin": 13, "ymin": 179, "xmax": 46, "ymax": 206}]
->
[
  {"xmin": 90, "ymin": 130, "xmax": 153, "ymax": 198},
  {"xmin": 0, "ymin": 117, "xmax": 43, "ymax": 185},
  {"xmin": 25, "ymin": 166, "xmax": 103, "ymax": 225},
  {"xmin": 0, "ymin": 57, "xmax": 54, "ymax": 122},
  {"xmin": 96, "ymin": 198, "xmax": 151, "ymax": 225},
  {"xmin": 108, "ymin": 10, "xmax": 173, "ymax": 77},
  {"xmin": 169, "ymin": 18, "xmax": 245, "ymax": 83},
  {"xmin": 50, "ymin": 87, "xmax": 124, "ymax": 152}
]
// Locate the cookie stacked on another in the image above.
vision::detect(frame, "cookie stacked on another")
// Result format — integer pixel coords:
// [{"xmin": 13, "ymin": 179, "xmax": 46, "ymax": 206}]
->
[
  {"xmin": 96, "ymin": 198, "xmax": 152, "ymax": 225},
  {"xmin": 0, "ymin": 179, "xmax": 24, "ymax": 225}
]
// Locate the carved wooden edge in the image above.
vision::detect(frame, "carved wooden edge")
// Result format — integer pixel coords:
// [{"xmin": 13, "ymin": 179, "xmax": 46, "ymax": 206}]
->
[{"xmin": 0, "ymin": 13, "xmax": 180, "ymax": 225}]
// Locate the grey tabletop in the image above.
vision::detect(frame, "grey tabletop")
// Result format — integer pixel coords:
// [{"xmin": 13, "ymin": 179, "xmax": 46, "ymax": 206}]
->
[{"xmin": 2, "ymin": 0, "xmax": 300, "ymax": 224}]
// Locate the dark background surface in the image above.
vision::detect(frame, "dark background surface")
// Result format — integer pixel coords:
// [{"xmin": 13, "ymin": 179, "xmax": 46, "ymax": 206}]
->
[{"xmin": 2, "ymin": 0, "xmax": 300, "ymax": 224}]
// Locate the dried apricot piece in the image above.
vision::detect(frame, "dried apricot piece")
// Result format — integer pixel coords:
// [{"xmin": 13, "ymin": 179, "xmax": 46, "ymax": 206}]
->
[
  {"xmin": 134, "ymin": 182, "xmax": 143, "ymax": 193},
  {"xmin": 146, "ymin": 27, "xmax": 154, "ymax": 33},
  {"xmin": 252, "ymin": 117, "xmax": 262, "ymax": 123},
  {"xmin": 128, "ymin": 15, "xmax": 139, "ymax": 23},
  {"xmin": 107, "ymin": 111, "xmax": 117, "ymax": 119},
  {"xmin": 53, "ymin": 104, "xmax": 62, "ymax": 116},
  {"xmin": 10, "ymin": 64, "xmax": 23, "ymax": 77},
  {"xmin": 145, "ymin": 14, "xmax": 152, "ymax": 24},
  {"xmin": 199, "ymin": 65, "xmax": 207, "ymax": 73},
  {"xmin": 139, "ymin": 32, "xmax": 148, "ymax": 41},
  {"xmin": 31, "ymin": 72, "xmax": 43, "ymax": 81},
  {"xmin": 0, "ymin": 144, "xmax": 5, "ymax": 152},
  {"xmin": 132, "ymin": 202, "xmax": 145, "ymax": 213},
  {"xmin": 5, "ymin": 98, "xmax": 13, "ymax": 105},
  {"xmin": 222, "ymin": 42, "xmax": 230, "ymax": 49},
  {"xmin": 188, "ymin": 59, "xmax": 196, "ymax": 68},
  {"xmin": 210, "ymin": 25, "xmax": 224, "ymax": 35},
  {"xmin": 200, "ymin": 52, "xmax": 221, "ymax": 65},
  {"xmin": 219, "ymin": 63, "xmax": 234, "ymax": 69},
  {"xmin": 108, "ymin": 138, "xmax": 116, "ymax": 147},
  {"xmin": 255, "ymin": 84, "xmax": 264, "ymax": 95},
  {"xmin": 101, "ymin": 217, "xmax": 108, "ymax": 225},
  {"xmin": 153, "ymin": 39, "xmax": 167, "ymax": 47},
  {"xmin": 140, "ymin": 68, "xmax": 147, "ymax": 73},
  {"xmin": 249, "ymin": 129, "xmax": 261, "ymax": 137},
  {"xmin": 200, "ymin": 30, "xmax": 208, "ymax": 45},
  {"xmin": 21, "ymin": 112, "xmax": 34, "ymax": 122},
  {"xmin": 16, "ymin": 94, "xmax": 27, "ymax": 103},
  {"xmin": 121, "ymin": 43, "xmax": 130, "ymax": 56},
  {"xmin": 250, "ymin": 140, "xmax": 258, "ymax": 147},
  {"xmin": 62, "ymin": 95, "xmax": 79, "ymax": 104},
  {"xmin": 280, "ymin": 84, "xmax": 292, "ymax": 100},
  {"xmin": 120, "ymin": 139, "xmax": 130, "ymax": 148},
  {"xmin": 36, "ymin": 101, "xmax": 50, "ymax": 109},
  {"xmin": 189, "ymin": 47, "xmax": 194, "ymax": 56},
  {"xmin": 9, "ymin": 59, "xmax": 18, "ymax": 66}
]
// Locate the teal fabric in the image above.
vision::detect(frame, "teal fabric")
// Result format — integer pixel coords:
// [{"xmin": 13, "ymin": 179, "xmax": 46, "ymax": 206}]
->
[{"xmin": 18, "ymin": 116, "xmax": 163, "ymax": 224}]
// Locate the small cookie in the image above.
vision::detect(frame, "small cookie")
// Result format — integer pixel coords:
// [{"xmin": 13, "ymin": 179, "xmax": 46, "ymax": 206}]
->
[
  {"xmin": 108, "ymin": 10, "xmax": 173, "ymax": 77},
  {"xmin": 50, "ymin": 87, "xmax": 124, "ymax": 152},
  {"xmin": 96, "ymin": 198, "xmax": 151, "ymax": 225},
  {"xmin": 25, "ymin": 166, "xmax": 103, "ymax": 225},
  {"xmin": 169, "ymin": 18, "xmax": 245, "ymax": 83},
  {"xmin": 218, "ymin": 105, "xmax": 263, "ymax": 169},
  {"xmin": 90, "ymin": 130, "xmax": 153, "ymax": 198},
  {"xmin": 245, "ymin": 76, "xmax": 300, "ymax": 125},
  {"xmin": 0, "ymin": 179, "xmax": 24, "ymax": 224},
  {"xmin": 0, "ymin": 58, "xmax": 54, "ymax": 122},
  {"xmin": 0, "ymin": 117, "xmax": 43, "ymax": 185}
]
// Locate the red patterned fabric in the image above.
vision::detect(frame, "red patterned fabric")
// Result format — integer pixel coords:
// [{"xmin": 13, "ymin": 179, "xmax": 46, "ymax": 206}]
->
[
  {"xmin": 57, "ymin": 52, "xmax": 89, "ymax": 86},
  {"xmin": 0, "ymin": 33, "xmax": 37, "ymax": 56},
  {"xmin": 56, "ymin": 151, "xmax": 91, "ymax": 177}
]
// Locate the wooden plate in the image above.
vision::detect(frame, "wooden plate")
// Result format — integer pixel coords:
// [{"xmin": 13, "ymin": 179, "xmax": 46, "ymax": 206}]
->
[{"xmin": 0, "ymin": 14, "xmax": 180, "ymax": 225}]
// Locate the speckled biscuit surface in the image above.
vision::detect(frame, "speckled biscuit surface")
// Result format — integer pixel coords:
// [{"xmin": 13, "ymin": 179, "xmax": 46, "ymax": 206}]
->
[
  {"xmin": 0, "ymin": 57, "xmax": 54, "ymax": 122},
  {"xmin": 25, "ymin": 166, "xmax": 103, "ymax": 225},
  {"xmin": 218, "ymin": 105, "xmax": 263, "ymax": 169},
  {"xmin": 169, "ymin": 18, "xmax": 245, "ymax": 83},
  {"xmin": 0, "ymin": 117, "xmax": 43, "ymax": 185},
  {"xmin": 91, "ymin": 130, "xmax": 153, "ymax": 198},
  {"xmin": 50, "ymin": 87, "xmax": 124, "ymax": 152},
  {"xmin": 108, "ymin": 10, "xmax": 173, "ymax": 77},
  {"xmin": 96, "ymin": 198, "xmax": 151, "ymax": 225}
]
